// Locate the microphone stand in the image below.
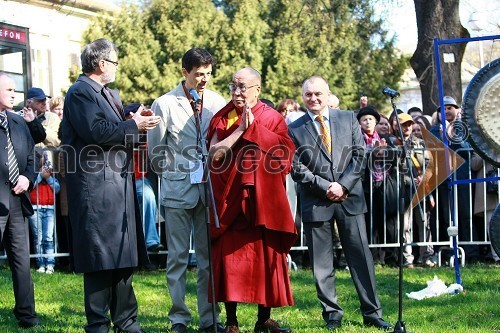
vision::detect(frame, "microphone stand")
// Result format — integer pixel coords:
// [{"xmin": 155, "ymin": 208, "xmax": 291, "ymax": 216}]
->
[
  {"xmin": 389, "ymin": 97, "xmax": 424, "ymax": 333},
  {"xmin": 192, "ymin": 100, "xmax": 220, "ymax": 333}
]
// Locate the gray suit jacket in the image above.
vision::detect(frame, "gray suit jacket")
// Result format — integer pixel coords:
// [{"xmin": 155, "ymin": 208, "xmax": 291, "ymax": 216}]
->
[
  {"xmin": 288, "ymin": 108, "xmax": 367, "ymax": 222},
  {"xmin": 148, "ymin": 83, "xmax": 226, "ymax": 209}
]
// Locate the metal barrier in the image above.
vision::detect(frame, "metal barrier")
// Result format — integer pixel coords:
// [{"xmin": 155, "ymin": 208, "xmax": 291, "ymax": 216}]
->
[{"xmin": 1, "ymin": 147, "xmax": 498, "ymax": 268}]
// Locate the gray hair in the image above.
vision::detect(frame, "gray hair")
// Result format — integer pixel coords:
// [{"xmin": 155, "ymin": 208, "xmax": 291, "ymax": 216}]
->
[
  {"xmin": 302, "ymin": 75, "xmax": 330, "ymax": 91},
  {"xmin": 80, "ymin": 38, "xmax": 118, "ymax": 74}
]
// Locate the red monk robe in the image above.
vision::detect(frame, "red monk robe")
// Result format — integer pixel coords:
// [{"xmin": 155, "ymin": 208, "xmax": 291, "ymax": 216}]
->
[{"xmin": 207, "ymin": 100, "xmax": 297, "ymax": 307}]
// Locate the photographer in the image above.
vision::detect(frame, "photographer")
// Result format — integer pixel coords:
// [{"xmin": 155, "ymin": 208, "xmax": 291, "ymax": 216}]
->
[
  {"xmin": 28, "ymin": 151, "xmax": 60, "ymax": 274},
  {"xmin": 19, "ymin": 98, "xmax": 46, "ymax": 144},
  {"xmin": 24, "ymin": 87, "xmax": 60, "ymax": 147}
]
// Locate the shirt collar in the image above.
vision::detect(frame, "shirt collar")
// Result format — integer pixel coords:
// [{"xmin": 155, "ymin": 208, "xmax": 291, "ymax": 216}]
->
[{"xmin": 307, "ymin": 108, "xmax": 329, "ymax": 122}]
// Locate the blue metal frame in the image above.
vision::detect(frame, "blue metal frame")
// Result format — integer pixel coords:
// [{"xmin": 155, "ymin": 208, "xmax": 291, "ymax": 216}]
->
[{"xmin": 433, "ymin": 34, "xmax": 500, "ymax": 285}]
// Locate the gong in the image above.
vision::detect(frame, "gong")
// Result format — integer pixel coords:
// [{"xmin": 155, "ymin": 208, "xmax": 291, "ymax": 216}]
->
[
  {"xmin": 462, "ymin": 57, "xmax": 500, "ymax": 167},
  {"xmin": 490, "ymin": 204, "xmax": 500, "ymax": 258}
]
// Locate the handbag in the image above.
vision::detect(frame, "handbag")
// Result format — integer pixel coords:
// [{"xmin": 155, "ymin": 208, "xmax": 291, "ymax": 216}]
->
[{"xmin": 486, "ymin": 169, "xmax": 499, "ymax": 193}]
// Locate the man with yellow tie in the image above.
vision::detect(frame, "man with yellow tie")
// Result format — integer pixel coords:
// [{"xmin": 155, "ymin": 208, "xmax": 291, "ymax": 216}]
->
[{"xmin": 287, "ymin": 75, "xmax": 392, "ymax": 331}]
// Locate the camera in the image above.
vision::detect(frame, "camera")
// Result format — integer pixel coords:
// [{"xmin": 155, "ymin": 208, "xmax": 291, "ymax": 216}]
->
[{"xmin": 43, "ymin": 151, "xmax": 53, "ymax": 171}]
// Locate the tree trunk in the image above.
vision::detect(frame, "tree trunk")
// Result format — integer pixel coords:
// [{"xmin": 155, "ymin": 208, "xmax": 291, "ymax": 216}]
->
[{"xmin": 410, "ymin": 0, "xmax": 470, "ymax": 116}]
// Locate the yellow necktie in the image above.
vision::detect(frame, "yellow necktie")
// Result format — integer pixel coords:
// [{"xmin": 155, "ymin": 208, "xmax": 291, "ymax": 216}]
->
[{"xmin": 316, "ymin": 115, "xmax": 331, "ymax": 154}]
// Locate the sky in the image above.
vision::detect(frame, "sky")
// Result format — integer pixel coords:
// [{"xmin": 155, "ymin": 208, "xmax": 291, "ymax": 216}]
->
[{"xmin": 377, "ymin": 0, "xmax": 500, "ymax": 54}]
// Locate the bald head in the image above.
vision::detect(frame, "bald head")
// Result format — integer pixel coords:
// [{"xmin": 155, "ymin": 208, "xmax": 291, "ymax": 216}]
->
[
  {"xmin": 0, "ymin": 72, "xmax": 16, "ymax": 110},
  {"xmin": 302, "ymin": 75, "xmax": 330, "ymax": 92},
  {"xmin": 233, "ymin": 67, "xmax": 262, "ymax": 85},
  {"xmin": 328, "ymin": 94, "xmax": 340, "ymax": 109}
]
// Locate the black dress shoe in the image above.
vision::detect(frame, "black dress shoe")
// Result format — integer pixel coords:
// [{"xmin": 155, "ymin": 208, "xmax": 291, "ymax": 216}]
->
[
  {"xmin": 147, "ymin": 243, "xmax": 165, "ymax": 252},
  {"xmin": 114, "ymin": 328, "xmax": 146, "ymax": 333},
  {"xmin": 326, "ymin": 320, "xmax": 342, "ymax": 330},
  {"xmin": 18, "ymin": 319, "xmax": 40, "ymax": 328},
  {"xmin": 171, "ymin": 323, "xmax": 187, "ymax": 333},
  {"xmin": 363, "ymin": 318, "xmax": 393, "ymax": 330}
]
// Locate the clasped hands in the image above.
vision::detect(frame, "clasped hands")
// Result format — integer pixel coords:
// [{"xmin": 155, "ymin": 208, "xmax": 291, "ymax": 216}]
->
[
  {"xmin": 238, "ymin": 102, "xmax": 254, "ymax": 130},
  {"xmin": 131, "ymin": 105, "xmax": 161, "ymax": 131},
  {"xmin": 326, "ymin": 182, "xmax": 348, "ymax": 202}
]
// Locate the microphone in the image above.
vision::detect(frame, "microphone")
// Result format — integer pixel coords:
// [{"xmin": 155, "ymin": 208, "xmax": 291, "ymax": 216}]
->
[
  {"xmin": 189, "ymin": 88, "xmax": 202, "ymax": 105},
  {"xmin": 382, "ymin": 86, "xmax": 400, "ymax": 98}
]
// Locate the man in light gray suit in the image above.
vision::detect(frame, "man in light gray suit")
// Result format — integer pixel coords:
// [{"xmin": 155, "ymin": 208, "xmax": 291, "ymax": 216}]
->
[
  {"xmin": 288, "ymin": 76, "xmax": 392, "ymax": 331},
  {"xmin": 148, "ymin": 48, "xmax": 226, "ymax": 333}
]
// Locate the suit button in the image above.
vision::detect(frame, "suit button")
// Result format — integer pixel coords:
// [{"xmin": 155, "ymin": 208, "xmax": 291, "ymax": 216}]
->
[
  {"xmin": 4, "ymin": 147, "xmax": 7, "ymax": 149},
  {"xmin": 4, "ymin": 162, "xmax": 7, "ymax": 166},
  {"xmin": 4, "ymin": 181, "xmax": 8, "ymax": 185}
]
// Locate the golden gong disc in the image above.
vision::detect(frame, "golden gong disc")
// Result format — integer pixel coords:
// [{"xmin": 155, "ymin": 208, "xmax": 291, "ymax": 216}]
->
[{"xmin": 463, "ymin": 58, "xmax": 500, "ymax": 167}]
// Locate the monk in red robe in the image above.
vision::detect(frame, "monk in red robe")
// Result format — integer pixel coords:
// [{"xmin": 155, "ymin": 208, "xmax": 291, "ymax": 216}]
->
[{"xmin": 207, "ymin": 68, "xmax": 297, "ymax": 333}]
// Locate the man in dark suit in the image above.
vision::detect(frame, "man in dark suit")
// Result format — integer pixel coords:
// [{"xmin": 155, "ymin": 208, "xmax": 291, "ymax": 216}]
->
[
  {"xmin": 0, "ymin": 72, "xmax": 39, "ymax": 328},
  {"xmin": 288, "ymin": 75, "xmax": 392, "ymax": 331},
  {"xmin": 61, "ymin": 38, "xmax": 160, "ymax": 333}
]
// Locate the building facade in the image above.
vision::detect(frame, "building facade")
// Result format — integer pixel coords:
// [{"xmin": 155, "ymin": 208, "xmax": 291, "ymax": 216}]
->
[{"xmin": 0, "ymin": 0, "xmax": 118, "ymax": 105}]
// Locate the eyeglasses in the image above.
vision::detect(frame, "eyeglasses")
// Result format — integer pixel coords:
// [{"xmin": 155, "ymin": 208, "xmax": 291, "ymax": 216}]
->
[
  {"xmin": 103, "ymin": 58, "xmax": 119, "ymax": 67},
  {"xmin": 228, "ymin": 83, "xmax": 259, "ymax": 93}
]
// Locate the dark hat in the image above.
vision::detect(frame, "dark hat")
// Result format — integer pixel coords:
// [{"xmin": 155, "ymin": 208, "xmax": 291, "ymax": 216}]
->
[
  {"xmin": 260, "ymin": 98, "xmax": 275, "ymax": 109},
  {"xmin": 437, "ymin": 96, "xmax": 460, "ymax": 110},
  {"xmin": 123, "ymin": 103, "xmax": 141, "ymax": 117},
  {"xmin": 407, "ymin": 106, "xmax": 423, "ymax": 115},
  {"xmin": 27, "ymin": 87, "xmax": 50, "ymax": 100},
  {"xmin": 357, "ymin": 105, "xmax": 380, "ymax": 123}
]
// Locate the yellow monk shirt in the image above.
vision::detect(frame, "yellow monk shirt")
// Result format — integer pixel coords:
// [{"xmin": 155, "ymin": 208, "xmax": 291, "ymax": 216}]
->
[{"xmin": 226, "ymin": 109, "xmax": 240, "ymax": 129}]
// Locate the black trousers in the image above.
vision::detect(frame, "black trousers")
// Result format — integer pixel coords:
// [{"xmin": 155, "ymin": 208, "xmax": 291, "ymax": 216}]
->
[
  {"xmin": 83, "ymin": 267, "xmax": 140, "ymax": 333},
  {"xmin": 0, "ymin": 193, "xmax": 39, "ymax": 326}
]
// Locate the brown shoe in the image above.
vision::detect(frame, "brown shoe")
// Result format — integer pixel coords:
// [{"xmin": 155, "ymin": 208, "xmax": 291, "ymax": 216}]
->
[
  {"xmin": 225, "ymin": 324, "xmax": 240, "ymax": 333},
  {"xmin": 254, "ymin": 319, "xmax": 291, "ymax": 333}
]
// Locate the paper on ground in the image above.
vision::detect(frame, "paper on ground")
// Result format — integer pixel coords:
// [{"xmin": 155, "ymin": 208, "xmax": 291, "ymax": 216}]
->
[{"xmin": 406, "ymin": 275, "xmax": 463, "ymax": 300}]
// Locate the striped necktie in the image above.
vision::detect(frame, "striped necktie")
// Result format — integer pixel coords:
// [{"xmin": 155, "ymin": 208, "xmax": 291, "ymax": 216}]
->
[
  {"xmin": 316, "ymin": 115, "xmax": 331, "ymax": 154},
  {"xmin": 0, "ymin": 112, "xmax": 20, "ymax": 187}
]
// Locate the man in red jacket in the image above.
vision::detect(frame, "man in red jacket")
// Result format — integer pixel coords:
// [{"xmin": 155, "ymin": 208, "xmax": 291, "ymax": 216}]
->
[
  {"xmin": 28, "ymin": 151, "xmax": 60, "ymax": 274},
  {"xmin": 207, "ymin": 67, "xmax": 297, "ymax": 333}
]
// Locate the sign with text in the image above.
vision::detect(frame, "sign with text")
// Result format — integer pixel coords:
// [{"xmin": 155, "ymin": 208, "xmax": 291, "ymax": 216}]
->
[{"xmin": 0, "ymin": 26, "xmax": 27, "ymax": 44}]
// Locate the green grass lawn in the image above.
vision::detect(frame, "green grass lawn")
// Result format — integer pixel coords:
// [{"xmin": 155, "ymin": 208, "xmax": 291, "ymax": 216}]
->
[{"xmin": 0, "ymin": 263, "xmax": 499, "ymax": 332}]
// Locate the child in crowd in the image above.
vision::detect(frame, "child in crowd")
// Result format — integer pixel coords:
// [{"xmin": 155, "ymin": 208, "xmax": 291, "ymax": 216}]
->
[{"xmin": 28, "ymin": 151, "xmax": 60, "ymax": 274}]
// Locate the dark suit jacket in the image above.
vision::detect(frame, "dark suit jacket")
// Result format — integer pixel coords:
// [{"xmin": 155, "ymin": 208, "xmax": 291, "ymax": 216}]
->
[
  {"xmin": 0, "ymin": 112, "xmax": 36, "ymax": 217},
  {"xmin": 288, "ymin": 108, "xmax": 367, "ymax": 222},
  {"xmin": 61, "ymin": 74, "xmax": 148, "ymax": 274}
]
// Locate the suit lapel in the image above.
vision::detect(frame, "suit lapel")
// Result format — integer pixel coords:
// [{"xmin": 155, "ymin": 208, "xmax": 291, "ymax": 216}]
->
[
  {"xmin": 77, "ymin": 75, "xmax": 124, "ymax": 121},
  {"xmin": 102, "ymin": 87, "xmax": 124, "ymax": 120},
  {"xmin": 329, "ymin": 108, "xmax": 338, "ymax": 154},
  {"xmin": 173, "ymin": 84, "xmax": 197, "ymax": 125}
]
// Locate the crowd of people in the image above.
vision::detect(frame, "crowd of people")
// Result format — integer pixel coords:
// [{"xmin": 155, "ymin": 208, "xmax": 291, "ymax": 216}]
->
[{"xmin": 0, "ymin": 37, "xmax": 498, "ymax": 333}]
